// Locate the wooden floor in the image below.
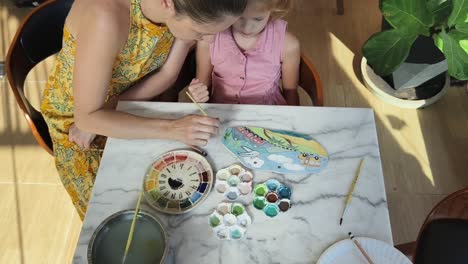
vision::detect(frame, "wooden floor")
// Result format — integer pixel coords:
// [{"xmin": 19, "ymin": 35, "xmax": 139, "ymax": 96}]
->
[{"xmin": 1, "ymin": 0, "xmax": 467, "ymax": 263}]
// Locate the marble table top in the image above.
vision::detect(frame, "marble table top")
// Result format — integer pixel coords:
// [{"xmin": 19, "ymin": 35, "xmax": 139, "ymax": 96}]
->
[{"xmin": 73, "ymin": 102, "xmax": 392, "ymax": 264}]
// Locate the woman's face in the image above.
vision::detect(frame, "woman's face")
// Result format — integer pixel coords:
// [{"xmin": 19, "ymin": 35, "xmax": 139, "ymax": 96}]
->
[{"xmin": 166, "ymin": 15, "xmax": 238, "ymax": 42}]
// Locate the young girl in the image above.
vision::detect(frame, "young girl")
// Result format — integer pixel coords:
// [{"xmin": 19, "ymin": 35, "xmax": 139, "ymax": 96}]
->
[
  {"xmin": 40, "ymin": 0, "xmax": 247, "ymax": 219},
  {"xmin": 188, "ymin": 0, "xmax": 300, "ymax": 105}
]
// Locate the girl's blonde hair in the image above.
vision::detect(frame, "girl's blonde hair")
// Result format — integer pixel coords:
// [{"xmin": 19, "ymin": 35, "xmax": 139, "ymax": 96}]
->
[{"xmin": 253, "ymin": 0, "xmax": 293, "ymax": 19}]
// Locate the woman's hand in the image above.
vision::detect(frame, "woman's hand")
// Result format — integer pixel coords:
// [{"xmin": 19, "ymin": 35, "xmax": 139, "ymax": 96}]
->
[
  {"xmin": 169, "ymin": 115, "xmax": 220, "ymax": 146},
  {"xmin": 69, "ymin": 123, "xmax": 96, "ymax": 149},
  {"xmin": 187, "ymin": 79, "xmax": 210, "ymax": 103}
]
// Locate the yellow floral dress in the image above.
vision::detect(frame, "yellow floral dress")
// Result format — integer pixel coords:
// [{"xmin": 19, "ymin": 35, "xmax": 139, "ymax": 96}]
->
[{"xmin": 40, "ymin": 0, "xmax": 174, "ymax": 220}]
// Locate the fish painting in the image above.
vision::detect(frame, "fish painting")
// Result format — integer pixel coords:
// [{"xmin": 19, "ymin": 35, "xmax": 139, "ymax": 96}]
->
[{"xmin": 222, "ymin": 126, "xmax": 328, "ymax": 174}]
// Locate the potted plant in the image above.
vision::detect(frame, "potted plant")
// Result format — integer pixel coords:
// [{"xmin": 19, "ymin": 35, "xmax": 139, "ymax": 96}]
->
[{"xmin": 361, "ymin": 0, "xmax": 467, "ymax": 108}]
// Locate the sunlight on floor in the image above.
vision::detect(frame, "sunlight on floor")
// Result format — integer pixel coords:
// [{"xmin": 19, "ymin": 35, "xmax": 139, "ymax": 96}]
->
[{"xmin": 328, "ymin": 32, "xmax": 435, "ymax": 187}]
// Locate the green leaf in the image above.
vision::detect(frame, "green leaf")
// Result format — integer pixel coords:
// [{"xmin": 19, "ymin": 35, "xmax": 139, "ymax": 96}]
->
[
  {"xmin": 427, "ymin": 0, "xmax": 453, "ymax": 24},
  {"xmin": 441, "ymin": 31, "xmax": 468, "ymax": 80},
  {"xmin": 448, "ymin": 0, "xmax": 468, "ymax": 26},
  {"xmin": 381, "ymin": 0, "xmax": 434, "ymax": 36},
  {"xmin": 434, "ymin": 33, "xmax": 445, "ymax": 51},
  {"xmin": 363, "ymin": 29, "xmax": 418, "ymax": 76},
  {"xmin": 456, "ymin": 22, "xmax": 468, "ymax": 33}
]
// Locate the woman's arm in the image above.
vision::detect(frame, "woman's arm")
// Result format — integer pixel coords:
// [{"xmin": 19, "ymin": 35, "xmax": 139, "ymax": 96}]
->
[
  {"xmin": 72, "ymin": 6, "xmax": 218, "ymax": 145},
  {"xmin": 119, "ymin": 39, "xmax": 195, "ymax": 101},
  {"xmin": 281, "ymin": 32, "xmax": 301, "ymax": 106}
]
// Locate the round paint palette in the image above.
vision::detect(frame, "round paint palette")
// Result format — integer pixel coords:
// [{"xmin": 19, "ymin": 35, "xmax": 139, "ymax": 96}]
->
[
  {"xmin": 253, "ymin": 179, "xmax": 291, "ymax": 217},
  {"xmin": 143, "ymin": 150, "xmax": 213, "ymax": 214},
  {"xmin": 215, "ymin": 164, "xmax": 253, "ymax": 201},
  {"xmin": 209, "ymin": 202, "xmax": 252, "ymax": 240}
]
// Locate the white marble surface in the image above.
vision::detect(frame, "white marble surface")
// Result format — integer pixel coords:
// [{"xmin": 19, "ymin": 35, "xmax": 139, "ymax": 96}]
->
[{"xmin": 73, "ymin": 102, "xmax": 392, "ymax": 264}]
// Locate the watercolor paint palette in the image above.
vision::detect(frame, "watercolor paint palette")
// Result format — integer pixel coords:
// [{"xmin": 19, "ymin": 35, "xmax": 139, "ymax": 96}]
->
[
  {"xmin": 253, "ymin": 179, "xmax": 291, "ymax": 218},
  {"xmin": 209, "ymin": 202, "xmax": 252, "ymax": 240},
  {"xmin": 215, "ymin": 164, "xmax": 253, "ymax": 201},
  {"xmin": 143, "ymin": 150, "xmax": 213, "ymax": 214},
  {"xmin": 222, "ymin": 126, "xmax": 329, "ymax": 175}
]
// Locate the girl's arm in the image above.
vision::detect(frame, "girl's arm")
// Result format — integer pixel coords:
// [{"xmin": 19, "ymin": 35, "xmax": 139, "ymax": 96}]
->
[
  {"xmin": 72, "ymin": 5, "xmax": 218, "ymax": 146},
  {"xmin": 119, "ymin": 39, "xmax": 195, "ymax": 101},
  {"xmin": 186, "ymin": 40, "xmax": 214, "ymax": 103},
  {"xmin": 196, "ymin": 40, "xmax": 214, "ymax": 87},
  {"xmin": 281, "ymin": 32, "xmax": 301, "ymax": 106}
]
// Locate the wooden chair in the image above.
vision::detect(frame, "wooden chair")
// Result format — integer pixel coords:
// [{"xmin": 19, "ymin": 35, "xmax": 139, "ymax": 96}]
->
[
  {"xmin": 395, "ymin": 188, "xmax": 468, "ymax": 263},
  {"xmin": 299, "ymin": 54, "xmax": 324, "ymax": 106},
  {"xmin": 6, "ymin": 0, "xmax": 193, "ymax": 155},
  {"xmin": 6, "ymin": 0, "xmax": 73, "ymax": 155}
]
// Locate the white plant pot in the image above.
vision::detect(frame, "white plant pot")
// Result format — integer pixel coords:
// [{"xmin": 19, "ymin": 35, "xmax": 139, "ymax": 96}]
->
[{"xmin": 361, "ymin": 57, "xmax": 449, "ymax": 109}]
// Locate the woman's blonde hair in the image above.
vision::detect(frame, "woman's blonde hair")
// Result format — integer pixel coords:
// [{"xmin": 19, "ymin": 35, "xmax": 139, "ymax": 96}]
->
[{"xmin": 253, "ymin": 0, "xmax": 293, "ymax": 19}]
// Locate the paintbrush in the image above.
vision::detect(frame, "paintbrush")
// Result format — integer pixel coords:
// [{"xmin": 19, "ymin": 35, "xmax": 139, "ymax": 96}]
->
[
  {"xmin": 340, "ymin": 158, "xmax": 365, "ymax": 225},
  {"xmin": 348, "ymin": 232, "xmax": 374, "ymax": 264},
  {"xmin": 185, "ymin": 91, "xmax": 208, "ymax": 116},
  {"xmin": 122, "ymin": 191, "xmax": 143, "ymax": 264}
]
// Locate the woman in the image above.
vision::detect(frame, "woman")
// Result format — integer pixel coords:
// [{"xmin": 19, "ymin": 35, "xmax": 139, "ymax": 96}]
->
[{"xmin": 40, "ymin": 0, "xmax": 247, "ymax": 219}]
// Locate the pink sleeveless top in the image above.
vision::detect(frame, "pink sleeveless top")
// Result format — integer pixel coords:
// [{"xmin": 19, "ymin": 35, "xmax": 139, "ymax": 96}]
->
[{"xmin": 209, "ymin": 19, "xmax": 288, "ymax": 105}]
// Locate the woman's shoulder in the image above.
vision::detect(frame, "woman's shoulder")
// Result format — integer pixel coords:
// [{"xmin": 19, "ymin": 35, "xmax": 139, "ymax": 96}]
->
[{"xmin": 67, "ymin": 0, "xmax": 129, "ymax": 39}]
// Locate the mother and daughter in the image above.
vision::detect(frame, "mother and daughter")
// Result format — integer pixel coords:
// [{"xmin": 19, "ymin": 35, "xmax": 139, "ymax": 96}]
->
[{"xmin": 41, "ymin": 0, "xmax": 300, "ymax": 219}]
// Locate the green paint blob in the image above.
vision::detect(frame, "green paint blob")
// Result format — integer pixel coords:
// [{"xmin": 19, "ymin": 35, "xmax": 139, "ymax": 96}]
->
[
  {"xmin": 209, "ymin": 215, "xmax": 221, "ymax": 227},
  {"xmin": 228, "ymin": 176, "xmax": 240, "ymax": 187},
  {"xmin": 254, "ymin": 184, "xmax": 268, "ymax": 196},
  {"xmin": 253, "ymin": 197, "xmax": 267, "ymax": 210},
  {"xmin": 231, "ymin": 204, "xmax": 245, "ymax": 216}
]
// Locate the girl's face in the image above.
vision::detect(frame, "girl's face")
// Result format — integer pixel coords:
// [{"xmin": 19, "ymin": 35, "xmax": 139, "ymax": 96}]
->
[
  {"xmin": 166, "ymin": 15, "xmax": 238, "ymax": 42},
  {"xmin": 232, "ymin": 3, "xmax": 271, "ymax": 37}
]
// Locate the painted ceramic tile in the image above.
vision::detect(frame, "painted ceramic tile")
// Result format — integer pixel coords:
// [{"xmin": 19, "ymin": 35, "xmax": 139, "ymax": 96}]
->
[{"xmin": 222, "ymin": 127, "xmax": 328, "ymax": 174}]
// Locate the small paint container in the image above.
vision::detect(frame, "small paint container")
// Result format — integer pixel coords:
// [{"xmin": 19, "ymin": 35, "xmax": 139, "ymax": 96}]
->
[
  {"xmin": 277, "ymin": 185, "xmax": 292, "ymax": 199},
  {"xmin": 227, "ymin": 175, "xmax": 241, "ymax": 187},
  {"xmin": 266, "ymin": 192, "xmax": 279, "ymax": 203},
  {"xmin": 253, "ymin": 196, "xmax": 267, "ymax": 210},
  {"xmin": 238, "ymin": 182, "xmax": 252, "ymax": 195},
  {"xmin": 216, "ymin": 169, "xmax": 231, "ymax": 180},
  {"xmin": 217, "ymin": 203, "xmax": 231, "ymax": 215},
  {"xmin": 228, "ymin": 164, "xmax": 244, "ymax": 175},
  {"xmin": 265, "ymin": 179, "xmax": 281, "ymax": 191},
  {"xmin": 215, "ymin": 182, "xmax": 229, "ymax": 193},
  {"xmin": 223, "ymin": 214, "xmax": 237, "ymax": 226},
  {"xmin": 239, "ymin": 171, "xmax": 253, "ymax": 182},
  {"xmin": 263, "ymin": 204, "xmax": 280, "ymax": 218},
  {"xmin": 254, "ymin": 184, "xmax": 268, "ymax": 196},
  {"xmin": 224, "ymin": 187, "xmax": 241, "ymax": 201},
  {"xmin": 209, "ymin": 212, "xmax": 223, "ymax": 228},
  {"xmin": 231, "ymin": 203, "xmax": 245, "ymax": 216},
  {"xmin": 278, "ymin": 199, "xmax": 291, "ymax": 212}
]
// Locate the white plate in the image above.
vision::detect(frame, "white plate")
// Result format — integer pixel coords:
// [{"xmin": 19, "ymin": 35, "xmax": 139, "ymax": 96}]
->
[{"xmin": 317, "ymin": 237, "xmax": 412, "ymax": 264}]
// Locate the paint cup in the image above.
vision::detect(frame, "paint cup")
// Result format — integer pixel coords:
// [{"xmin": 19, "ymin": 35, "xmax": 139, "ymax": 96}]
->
[
  {"xmin": 215, "ymin": 182, "xmax": 229, "ymax": 193},
  {"xmin": 253, "ymin": 196, "xmax": 267, "ymax": 210},
  {"xmin": 229, "ymin": 226, "xmax": 243, "ymax": 240},
  {"xmin": 266, "ymin": 192, "xmax": 279, "ymax": 203},
  {"xmin": 209, "ymin": 212, "xmax": 223, "ymax": 227},
  {"xmin": 227, "ymin": 175, "xmax": 241, "ymax": 187},
  {"xmin": 278, "ymin": 199, "xmax": 291, "ymax": 212},
  {"xmin": 239, "ymin": 171, "xmax": 253, "ymax": 182},
  {"xmin": 224, "ymin": 188, "xmax": 241, "ymax": 201},
  {"xmin": 238, "ymin": 182, "xmax": 252, "ymax": 195},
  {"xmin": 217, "ymin": 203, "xmax": 231, "ymax": 215},
  {"xmin": 228, "ymin": 164, "xmax": 244, "ymax": 175},
  {"xmin": 277, "ymin": 185, "xmax": 292, "ymax": 199},
  {"xmin": 231, "ymin": 204, "xmax": 245, "ymax": 216},
  {"xmin": 265, "ymin": 179, "xmax": 281, "ymax": 191},
  {"xmin": 254, "ymin": 184, "xmax": 268, "ymax": 196},
  {"xmin": 216, "ymin": 169, "xmax": 231, "ymax": 180},
  {"xmin": 223, "ymin": 214, "xmax": 237, "ymax": 226},
  {"xmin": 263, "ymin": 204, "xmax": 280, "ymax": 218}
]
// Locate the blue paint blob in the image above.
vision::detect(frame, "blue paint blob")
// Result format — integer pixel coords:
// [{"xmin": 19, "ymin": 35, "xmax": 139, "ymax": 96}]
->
[
  {"xmin": 265, "ymin": 179, "xmax": 280, "ymax": 191},
  {"xmin": 278, "ymin": 185, "xmax": 292, "ymax": 199}
]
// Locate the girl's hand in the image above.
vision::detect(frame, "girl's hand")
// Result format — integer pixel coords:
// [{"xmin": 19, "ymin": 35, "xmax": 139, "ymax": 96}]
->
[
  {"xmin": 187, "ymin": 79, "xmax": 210, "ymax": 103},
  {"xmin": 69, "ymin": 123, "xmax": 96, "ymax": 149},
  {"xmin": 169, "ymin": 115, "xmax": 220, "ymax": 146}
]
